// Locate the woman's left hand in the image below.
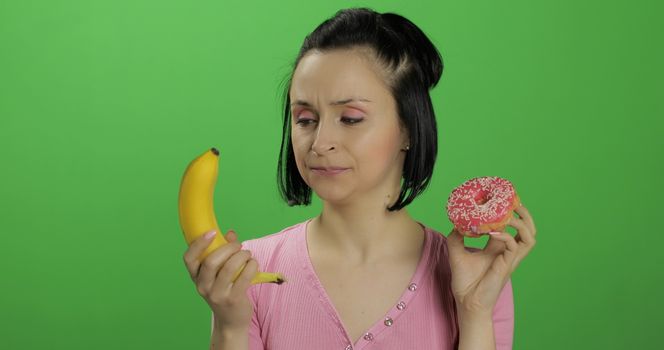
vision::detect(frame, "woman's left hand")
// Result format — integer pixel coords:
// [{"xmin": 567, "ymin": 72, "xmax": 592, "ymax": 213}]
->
[{"xmin": 446, "ymin": 204, "xmax": 537, "ymax": 315}]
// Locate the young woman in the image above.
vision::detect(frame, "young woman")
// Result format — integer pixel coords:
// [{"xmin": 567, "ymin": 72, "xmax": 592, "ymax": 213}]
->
[{"xmin": 184, "ymin": 7, "xmax": 537, "ymax": 350}]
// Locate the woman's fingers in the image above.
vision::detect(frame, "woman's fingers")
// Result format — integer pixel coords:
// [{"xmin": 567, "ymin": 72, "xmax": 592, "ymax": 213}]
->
[
  {"xmin": 507, "ymin": 215, "xmax": 536, "ymax": 248},
  {"xmin": 207, "ymin": 256, "xmax": 257, "ymax": 312},
  {"xmin": 183, "ymin": 230, "xmax": 218, "ymax": 281},
  {"xmin": 514, "ymin": 205, "xmax": 537, "ymax": 237},
  {"xmin": 231, "ymin": 258, "xmax": 259, "ymax": 294},
  {"xmin": 487, "ymin": 231, "xmax": 519, "ymax": 272},
  {"xmin": 215, "ymin": 249, "xmax": 253, "ymax": 293},
  {"xmin": 182, "ymin": 228, "xmax": 239, "ymax": 277},
  {"xmin": 446, "ymin": 228, "xmax": 468, "ymax": 255},
  {"xmin": 503, "ymin": 215, "xmax": 536, "ymax": 267},
  {"xmin": 196, "ymin": 242, "xmax": 243, "ymax": 294}
]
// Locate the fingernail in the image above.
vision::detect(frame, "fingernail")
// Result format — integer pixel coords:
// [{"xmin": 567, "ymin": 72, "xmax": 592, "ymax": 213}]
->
[
  {"xmin": 488, "ymin": 231, "xmax": 500, "ymax": 235},
  {"xmin": 205, "ymin": 230, "xmax": 217, "ymax": 239}
]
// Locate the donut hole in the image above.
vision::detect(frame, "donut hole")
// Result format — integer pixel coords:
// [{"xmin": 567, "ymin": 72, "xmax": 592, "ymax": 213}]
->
[{"xmin": 473, "ymin": 191, "xmax": 490, "ymax": 205}]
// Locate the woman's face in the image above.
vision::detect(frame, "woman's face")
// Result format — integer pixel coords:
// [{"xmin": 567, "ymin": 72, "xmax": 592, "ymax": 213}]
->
[{"xmin": 289, "ymin": 48, "xmax": 409, "ymax": 206}]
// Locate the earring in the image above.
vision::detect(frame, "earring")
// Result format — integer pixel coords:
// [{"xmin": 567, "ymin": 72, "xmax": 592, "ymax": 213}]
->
[{"xmin": 403, "ymin": 144, "xmax": 410, "ymax": 151}]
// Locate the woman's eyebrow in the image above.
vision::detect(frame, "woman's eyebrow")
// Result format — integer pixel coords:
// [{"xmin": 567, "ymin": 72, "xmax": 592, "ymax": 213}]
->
[{"xmin": 290, "ymin": 98, "xmax": 372, "ymax": 107}]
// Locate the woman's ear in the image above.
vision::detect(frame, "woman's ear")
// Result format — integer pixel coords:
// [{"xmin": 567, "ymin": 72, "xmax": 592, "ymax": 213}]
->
[
  {"xmin": 402, "ymin": 132, "xmax": 410, "ymax": 151},
  {"xmin": 397, "ymin": 117, "xmax": 410, "ymax": 151},
  {"xmin": 401, "ymin": 138, "xmax": 410, "ymax": 151},
  {"xmin": 401, "ymin": 128, "xmax": 410, "ymax": 151}
]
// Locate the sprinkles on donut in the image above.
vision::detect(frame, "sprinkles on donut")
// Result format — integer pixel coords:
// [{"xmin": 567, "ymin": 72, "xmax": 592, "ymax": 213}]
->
[{"xmin": 446, "ymin": 176, "xmax": 521, "ymax": 237}]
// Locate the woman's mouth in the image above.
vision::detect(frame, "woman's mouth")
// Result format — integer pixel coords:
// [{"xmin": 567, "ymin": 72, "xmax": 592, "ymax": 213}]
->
[{"xmin": 310, "ymin": 168, "xmax": 349, "ymax": 176}]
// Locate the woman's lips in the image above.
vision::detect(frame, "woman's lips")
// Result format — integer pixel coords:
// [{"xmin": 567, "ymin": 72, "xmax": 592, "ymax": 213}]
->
[{"xmin": 311, "ymin": 168, "xmax": 348, "ymax": 176}]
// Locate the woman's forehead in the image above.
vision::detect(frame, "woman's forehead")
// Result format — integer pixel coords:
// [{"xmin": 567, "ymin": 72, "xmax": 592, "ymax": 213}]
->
[{"xmin": 290, "ymin": 50, "xmax": 392, "ymax": 106}]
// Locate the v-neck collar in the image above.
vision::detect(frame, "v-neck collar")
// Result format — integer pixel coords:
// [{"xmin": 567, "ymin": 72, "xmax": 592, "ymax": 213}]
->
[{"xmin": 296, "ymin": 217, "xmax": 433, "ymax": 349}]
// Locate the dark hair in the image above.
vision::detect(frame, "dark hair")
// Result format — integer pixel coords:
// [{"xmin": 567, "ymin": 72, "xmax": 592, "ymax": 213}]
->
[{"xmin": 276, "ymin": 7, "xmax": 443, "ymax": 212}]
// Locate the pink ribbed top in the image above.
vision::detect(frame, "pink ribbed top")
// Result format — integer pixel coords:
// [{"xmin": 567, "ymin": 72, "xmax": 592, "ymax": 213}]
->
[{"xmin": 221, "ymin": 218, "xmax": 514, "ymax": 350}]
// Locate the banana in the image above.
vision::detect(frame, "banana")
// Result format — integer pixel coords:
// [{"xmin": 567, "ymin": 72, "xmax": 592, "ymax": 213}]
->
[{"xmin": 178, "ymin": 147, "xmax": 285, "ymax": 285}]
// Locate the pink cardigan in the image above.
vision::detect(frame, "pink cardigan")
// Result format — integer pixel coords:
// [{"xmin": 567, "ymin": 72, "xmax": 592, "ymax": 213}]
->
[{"xmin": 223, "ymin": 218, "xmax": 514, "ymax": 350}]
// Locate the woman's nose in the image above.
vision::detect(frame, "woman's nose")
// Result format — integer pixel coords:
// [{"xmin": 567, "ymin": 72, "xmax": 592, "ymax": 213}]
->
[{"xmin": 310, "ymin": 117, "xmax": 338, "ymax": 155}]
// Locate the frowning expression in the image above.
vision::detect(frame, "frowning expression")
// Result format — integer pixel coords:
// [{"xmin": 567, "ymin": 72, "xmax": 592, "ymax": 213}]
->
[{"xmin": 289, "ymin": 48, "xmax": 409, "ymax": 203}]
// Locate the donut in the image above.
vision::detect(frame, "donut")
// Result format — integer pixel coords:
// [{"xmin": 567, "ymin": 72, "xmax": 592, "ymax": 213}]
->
[{"xmin": 446, "ymin": 176, "xmax": 521, "ymax": 237}]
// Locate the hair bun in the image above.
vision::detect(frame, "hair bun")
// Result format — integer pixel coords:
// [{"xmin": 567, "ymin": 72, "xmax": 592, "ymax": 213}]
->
[{"xmin": 380, "ymin": 12, "xmax": 444, "ymax": 89}]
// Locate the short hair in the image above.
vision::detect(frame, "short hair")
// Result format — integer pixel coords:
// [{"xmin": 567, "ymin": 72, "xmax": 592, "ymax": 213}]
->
[{"xmin": 277, "ymin": 7, "xmax": 444, "ymax": 212}]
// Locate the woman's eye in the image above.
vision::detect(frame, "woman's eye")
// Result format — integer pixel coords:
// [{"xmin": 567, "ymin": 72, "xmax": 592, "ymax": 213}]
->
[
  {"xmin": 296, "ymin": 117, "xmax": 363, "ymax": 126},
  {"xmin": 341, "ymin": 117, "xmax": 363, "ymax": 125},
  {"xmin": 295, "ymin": 119, "xmax": 314, "ymax": 126}
]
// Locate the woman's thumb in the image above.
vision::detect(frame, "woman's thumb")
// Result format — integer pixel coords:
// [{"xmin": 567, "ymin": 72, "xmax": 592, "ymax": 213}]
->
[
  {"xmin": 447, "ymin": 227, "xmax": 464, "ymax": 250},
  {"xmin": 225, "ymin": 229, "xmax": 238, "ymax": 242}
]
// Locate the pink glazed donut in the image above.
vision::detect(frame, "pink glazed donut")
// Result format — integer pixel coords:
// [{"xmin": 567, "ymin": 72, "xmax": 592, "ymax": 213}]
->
[{"xmin": 446, "ymin": 176, "xmax": 521, "ymax": 237}]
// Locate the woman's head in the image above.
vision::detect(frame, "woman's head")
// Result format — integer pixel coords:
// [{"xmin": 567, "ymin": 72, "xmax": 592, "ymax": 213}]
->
[{"xmin": 277, "ymin": 7, "xmax": 443, "ymax": 211}]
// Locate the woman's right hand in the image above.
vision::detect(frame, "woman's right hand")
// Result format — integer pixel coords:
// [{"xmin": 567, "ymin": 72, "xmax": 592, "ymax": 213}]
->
[{"xmin": 183, "ymin": 229, "xmax": 258, "ymax": 332}]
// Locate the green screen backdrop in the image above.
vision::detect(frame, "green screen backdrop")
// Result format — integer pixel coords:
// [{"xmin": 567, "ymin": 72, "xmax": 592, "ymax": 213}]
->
[{"xmin": 1, "ymin": 0, "xmax": 661, "ymax": 349}]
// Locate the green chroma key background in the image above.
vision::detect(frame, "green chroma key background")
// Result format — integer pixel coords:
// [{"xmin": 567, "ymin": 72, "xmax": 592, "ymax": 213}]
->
[{"xmin": 1, "ymin": 0, "xmax": 661, "ymax": 349}]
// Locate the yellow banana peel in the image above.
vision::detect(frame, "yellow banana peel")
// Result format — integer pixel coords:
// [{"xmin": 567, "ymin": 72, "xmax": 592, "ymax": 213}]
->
[{"xmin": 178, "ymin": 147, "xmax": 285, "ymax": 285}]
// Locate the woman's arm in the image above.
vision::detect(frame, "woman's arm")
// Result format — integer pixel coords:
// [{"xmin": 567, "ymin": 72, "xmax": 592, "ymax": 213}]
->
[
  {"xmin": 210, "ymin": 312, "xmax": 249, "ymax": 350},
  {"xmin": 210, "ymin": 324, "xmax": 249, "ymax": 350},
  {"xmin": 457, "ymin": 308, "xmax": 496, "ymax": 350}
]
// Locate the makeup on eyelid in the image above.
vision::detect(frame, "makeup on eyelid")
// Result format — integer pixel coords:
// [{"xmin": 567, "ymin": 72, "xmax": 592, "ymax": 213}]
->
[
  {"xmin": 291, "ymin": 100, "xmax": 371, "ymax": 114},
  {"xmin": 293, "ymin": 108, "xmax": 365, "ymax": 119}
]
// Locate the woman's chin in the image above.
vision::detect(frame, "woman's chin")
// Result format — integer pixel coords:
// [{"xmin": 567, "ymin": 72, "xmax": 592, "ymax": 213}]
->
[{"xmin": 313, "ymin": 189, "xmax": 353, "ymax": 204}]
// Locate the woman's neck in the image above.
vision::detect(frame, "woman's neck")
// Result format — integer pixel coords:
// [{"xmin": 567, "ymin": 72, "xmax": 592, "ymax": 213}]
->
[{"xmin": 308, "ymin": 204, "xmax": 425, "ymax": 265}]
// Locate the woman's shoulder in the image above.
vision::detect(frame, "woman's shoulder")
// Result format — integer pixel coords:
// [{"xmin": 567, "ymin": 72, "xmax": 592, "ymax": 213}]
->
[
  {"xmin": 240, "ymin": 219, "xmax": 307, "ymax": 257},
  {"xmin": 420, "ymin": 222, "xmax": 450, "ymax": 252},
  {"xmin": 422, "ymin": 223, "xmax": 483, "ymax": 254}
]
